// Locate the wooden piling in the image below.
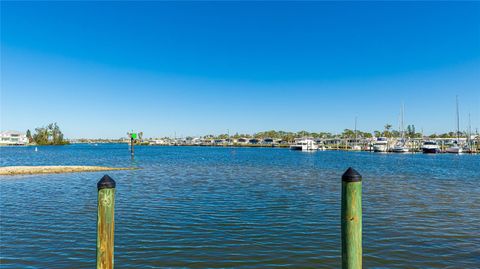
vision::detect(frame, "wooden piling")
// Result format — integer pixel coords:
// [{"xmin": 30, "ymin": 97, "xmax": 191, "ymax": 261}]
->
[
  {"xmin": 97, "ymin": 175, "xmax": 116, "ymax": 269},
  {"xmin": 341, "ymin": 167, "xmax": 362, "ymax": 269},
  {"xmin": 130, "ymin": 137, "xmax": 134, "ymax": 158}
]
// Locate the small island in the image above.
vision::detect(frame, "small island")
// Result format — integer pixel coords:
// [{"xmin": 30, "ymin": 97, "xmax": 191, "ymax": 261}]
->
[{"xmin": 27, "ymin": 123, "xmax": 70, "ymax": 145}]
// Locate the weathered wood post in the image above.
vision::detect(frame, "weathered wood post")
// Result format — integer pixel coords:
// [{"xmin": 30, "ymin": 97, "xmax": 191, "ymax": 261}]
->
[
  {"xmin": 341, "ymin": 167, "xmax": 362, "ymax": 269},
  {"xmin": 97, "ymin": 175, "xmax": 116, "ymax": 269}
]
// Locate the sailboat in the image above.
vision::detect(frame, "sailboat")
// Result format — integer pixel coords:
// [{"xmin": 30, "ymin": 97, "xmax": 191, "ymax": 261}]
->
[
  {"xmin": 446, "ymin": 96, "xmax": 463, "ymax": 154},
  {"xmin": 352, "ymin": 117, "xmax": 362, "ymax": 151},
  {"xmin": 392, "ymin": 103, "xmax": 409, "ymax": 153},
  {"xmin": 463, "ymin": 113, "xmax": 474, "ymax": 153}
]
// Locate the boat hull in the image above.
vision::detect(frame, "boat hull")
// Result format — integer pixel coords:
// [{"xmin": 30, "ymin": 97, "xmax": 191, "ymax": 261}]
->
[
  {"xmin": 422, "ymin": 148, "xmax": 440, "ymax": 154},
  {"xmin": 445, "ymin": 147, "xmax": 463, "ymax": 154},
  {"xmin": 373, "ymin": 145, "xmax": 387, "ymax": 152},
  {"xmin": 392, "ymin": 147, "xmax": 409, "ymax": 153},
  {"xmin": 290, "ymin": 145, "xmax": 318, "ymax": 151},
  {"xmin": 351, "ymin": 145, "xmax": 362, "ymax": 151}
]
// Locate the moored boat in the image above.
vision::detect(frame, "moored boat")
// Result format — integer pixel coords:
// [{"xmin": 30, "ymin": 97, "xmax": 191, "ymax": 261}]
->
[
  {"xmin": 373, "ymin": 137, "xmax": 388, "ymax": 152},
  {"xmin": 445, "ymin": 142, "xmax": 463, "ymax": 154},
  {"xmin": 392, "ymin": 144, "xmax": 409, "ymax": 153},
  {"xmin": 392, "ymin": 104, "xmax": 409, "ymax": 153},
  {"xmin": 446, "ymin": 96, "xmax": 464, "ymax": 154},
  {"xmin": 422, "ymin": 141, "xmax": 440, "ymax": 154},
  {"xmin": 351, "ymin": 117, "xmax": 362, "ymax": 151},
  {"xmin": 351, "ymin": 145, "xmax": 362, "ymax": 151},
  {"xmin": 290, "ymin": 138, "xmax": 319, "ymax": 151}
]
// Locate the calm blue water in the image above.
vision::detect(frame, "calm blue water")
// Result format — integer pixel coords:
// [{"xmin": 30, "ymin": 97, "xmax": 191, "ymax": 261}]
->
[{"xmin": 1, "ymin": 144, "xmax": 479, "ymax": 268}]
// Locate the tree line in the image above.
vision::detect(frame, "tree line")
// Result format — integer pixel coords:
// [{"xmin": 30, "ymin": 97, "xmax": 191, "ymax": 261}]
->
[{"xmin": 204, "ymin": 124, "xmax": 464, "ymax": 141}]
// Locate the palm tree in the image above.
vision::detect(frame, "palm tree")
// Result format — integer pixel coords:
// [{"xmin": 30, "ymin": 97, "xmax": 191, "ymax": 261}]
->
[{"xmin": 384, "ymin": 124, "xmax": 392, "ymax": 137}]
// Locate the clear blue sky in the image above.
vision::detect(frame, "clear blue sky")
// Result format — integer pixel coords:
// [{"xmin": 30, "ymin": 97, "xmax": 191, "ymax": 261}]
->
[{"xmin": 1, "ymin": 1, "xmax": 479, "ymax": 138}]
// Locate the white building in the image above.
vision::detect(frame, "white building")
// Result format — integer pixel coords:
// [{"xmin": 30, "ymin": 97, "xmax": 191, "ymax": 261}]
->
[
  {"xmin": 0, "ymin": 130, "xmax": 29, "ymax": 145},
  {"xmin": 149, "ymin": 138, "xmax": 171, "ymax": 145}
]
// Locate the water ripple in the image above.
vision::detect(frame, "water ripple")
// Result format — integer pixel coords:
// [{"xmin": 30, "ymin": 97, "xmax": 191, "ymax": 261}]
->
[{"xmin": 1, "ymin": 145, "xmax": 479, "ymax": 268}]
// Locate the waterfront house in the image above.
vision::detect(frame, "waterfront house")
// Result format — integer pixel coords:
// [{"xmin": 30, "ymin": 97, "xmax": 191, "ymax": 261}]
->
[
  {"xmin": 201, "ymin": 138, "xmax": 213, "ymax": 145},
  {"xmin": 214, "ymin": 139, "xmax": 225, "ymax": 144},
  {"xmin": 0, "ymin": 130, "xmax": 28, "ymax": 145},
  {"xmin": 249, "ymin": 138, "xmax": 260, "ymax": 144},
  {"xmin": 235, "ymin": 138, "xmax": 249, "ymax": 144},
  {"xmin": 262, "ymin": 138, "xmax": 274, "ymax": 144},
  {"xmin": 149, "ymin": 138, "xmax": 171, "ymax": 145},
  {"xmin": 262, "ymin": 138, "xmax": 283, "ymax": 145}
]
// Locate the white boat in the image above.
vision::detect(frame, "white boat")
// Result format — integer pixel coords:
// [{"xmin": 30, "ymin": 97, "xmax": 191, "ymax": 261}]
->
[
  {"xmin": 290, "ymin": 138, "xmax": 319, "ymax": 151},
  {"xmin": 373, "ymin": 137, "xmax": 388, "ymax": 152},
  {"xmin": 445, "ymin": 142, "xmax": 463, "ymax": 154},
  {"xmin": 352, "ymin": 145, "xmax": 362, "ymax": 151},
  {"xmin": 422, "ymin": 141, "xmax": 440, "ymax": 154},
  {"xmin": 392, "ymin": 143, "xmax": 409, "ymax": 153}
]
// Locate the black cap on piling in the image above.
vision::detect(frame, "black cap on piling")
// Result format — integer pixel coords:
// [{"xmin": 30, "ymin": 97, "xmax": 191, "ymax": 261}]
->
[
  {"xmin": 342, "ymin": 167, "xmax": 362, "ymax": 182},
  {"xmin": 97, "ymin": 175, "xmax": 116, "ymax": 190}
]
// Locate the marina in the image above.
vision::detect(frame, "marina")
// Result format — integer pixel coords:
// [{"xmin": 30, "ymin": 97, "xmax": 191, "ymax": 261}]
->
[
  {"xmin": 5, "ymin": 130, "xmax": 480, "ymax": 154},
  {"xmin": 5, "ymin": 127, "xmax": 479, "ymax": 154},
  {"xmin": 143, "ymin": 136, "xmax": 479, "ymax": 154}
]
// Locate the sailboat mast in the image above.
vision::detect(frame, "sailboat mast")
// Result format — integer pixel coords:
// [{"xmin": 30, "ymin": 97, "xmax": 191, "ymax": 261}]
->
[
  {"xmin": 401, "ymin": 103, "xmax": 405, "ymax": 139},
  {"xmin": 456, "ymin": 95, "xmax": 460, "ymax": 141},
  {"xmin": 354, "ymin": 117, "xmax": 358, "ymax": 147},
  {"xmin": 468, "ymin": 113, "xmax": 472, "ymax": 147}
]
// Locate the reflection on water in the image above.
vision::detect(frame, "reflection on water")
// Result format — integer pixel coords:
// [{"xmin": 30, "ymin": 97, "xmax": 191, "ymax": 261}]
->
[{"xmin": 1, "ymin": 144, "xmax": 479, "ymax": 268}]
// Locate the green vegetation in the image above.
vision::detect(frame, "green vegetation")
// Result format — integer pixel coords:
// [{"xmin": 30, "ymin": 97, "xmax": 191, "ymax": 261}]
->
[
  {"xmin": 26, "ymin": 129, "xmax": 33, "ymax": 143},
  {"xmin": 207, "ymin": 125, "xmax": 439, "ymax": 141},
  {"xmin": 209, "ymin": 130, "xmax": 375, "ymax": 142},
  {"xmin": 428, "ymin": 131, "xmax": 469, "ymax": 139},
  {"xmin": 340, "ymin": 129, "xmax": 372, "ymax": 139},
  {"xmin": 406, "ymin": 125, "xmax": 422, "ymax": 138},
  {"xmin": 31, "ymin": 123, "xmax": 69, "ymax": 145},
  {"xmin": 205, "ymin": 127, "xmax": 426, "ymax": 141},
  {"xmin": 383, "ymin": 124, "xmax": 393, "ymax": 137},
  {"xmin": 203, "ymin": 125, "xmax": 441, "ymax": 141}
]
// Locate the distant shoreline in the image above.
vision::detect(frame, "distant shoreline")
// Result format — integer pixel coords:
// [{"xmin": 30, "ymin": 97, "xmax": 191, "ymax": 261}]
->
[
  {"xmin": 0, "ymin": 166, "xmax": 138, "ymax": 176},
  {"xmin": 1, "ymin": 142, "xmax": 478, "ymax": 153}
]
